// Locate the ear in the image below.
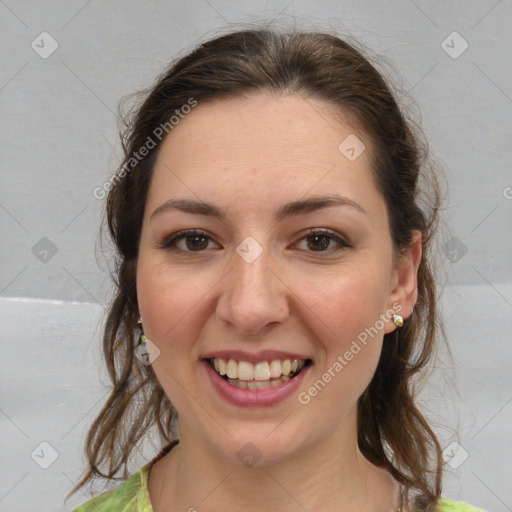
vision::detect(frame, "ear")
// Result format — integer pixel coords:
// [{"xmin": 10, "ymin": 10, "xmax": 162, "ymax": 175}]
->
[{"xmin": 384, "ymin": 230, "xmax": 422, "ymax": 334}]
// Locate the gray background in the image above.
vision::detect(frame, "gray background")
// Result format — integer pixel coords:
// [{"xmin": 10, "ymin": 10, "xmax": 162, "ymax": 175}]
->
[{"xmin": 0, "ymin": 1, "xmax": 511, "ymax": 511}]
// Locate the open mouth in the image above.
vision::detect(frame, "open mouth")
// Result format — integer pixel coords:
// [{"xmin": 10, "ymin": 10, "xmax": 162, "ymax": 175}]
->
[{"xmin": 206, "ymin": 357, "xmax": 313, "ymax": 390}]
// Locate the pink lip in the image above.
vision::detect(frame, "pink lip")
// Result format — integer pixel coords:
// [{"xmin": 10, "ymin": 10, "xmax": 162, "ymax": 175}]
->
[
  {"xmin": 203, "ymin": 360, "xmax": 311, "ymax": 407},
  {"xmin": 201, "ymin": 350, "xmax": 311, "ymax": 364}
]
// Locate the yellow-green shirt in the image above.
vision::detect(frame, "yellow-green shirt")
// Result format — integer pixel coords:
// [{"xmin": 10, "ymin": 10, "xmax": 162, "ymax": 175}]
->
[{"xmin": 73, "ymin": 442, "xmax": 486, "ymax": 512}]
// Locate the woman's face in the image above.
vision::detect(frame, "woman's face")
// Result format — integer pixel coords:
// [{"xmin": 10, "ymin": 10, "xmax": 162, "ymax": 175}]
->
[{"xmin": 136, "ymin": 93, "xmax": 418, "ymax": 465}]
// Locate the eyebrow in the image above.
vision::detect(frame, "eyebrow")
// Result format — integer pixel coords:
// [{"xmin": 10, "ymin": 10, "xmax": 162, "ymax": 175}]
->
[{"xmin": 150, "ymin": 194, "xmax": 367, "ymax": 221}]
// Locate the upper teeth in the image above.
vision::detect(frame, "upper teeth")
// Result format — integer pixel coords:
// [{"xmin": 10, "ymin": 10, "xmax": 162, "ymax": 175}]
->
[{"xmin": 212, "ymin": 358, "xmax": 306, "ymax": 381}]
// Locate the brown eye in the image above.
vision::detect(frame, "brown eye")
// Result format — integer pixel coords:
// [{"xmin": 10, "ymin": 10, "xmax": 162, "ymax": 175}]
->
[
  {"xmin": 296, "ymin": 228, "xmax": 351, "ymax": 253},
  {"xmin": 158, "ymin": 229, "xmax": 219, "ymax": 253},
  {"xmin": 184, "ymin": 234, "xmax": 209, "ymax": 251},
  {"xmin": 306, "ymin": 233, "xmax": 331, "ymax": 251}
]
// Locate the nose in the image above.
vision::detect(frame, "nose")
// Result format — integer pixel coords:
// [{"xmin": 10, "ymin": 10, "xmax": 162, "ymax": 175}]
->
[{"xmin": 215, "ymin": 243, "xmax": 289, "ymax": 336}]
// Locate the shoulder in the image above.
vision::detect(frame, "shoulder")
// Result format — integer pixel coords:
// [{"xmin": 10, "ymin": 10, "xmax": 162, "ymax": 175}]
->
[
  {"xmin": 72, "ymin": 440, "xmax": 178, "ymax": 512},
  {"xmin": 437, "ymin": 497, "xmax": 487, "ymax": 512},
  {"xmin": 72, "ymin": 464, "xmax": 152, "ymax": 512}
]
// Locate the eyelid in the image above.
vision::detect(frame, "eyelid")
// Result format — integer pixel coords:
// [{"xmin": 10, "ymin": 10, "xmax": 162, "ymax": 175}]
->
[
  {"xmin": 157, "ymin": 227, "xmax": 351, "ymax": 253},
  {"xmin": 157, "ymin": 229, "xmax": 219, "ymax": 251},
  {"xmin": 294, "ymin": 227, "xmax": 351, "ymax": 251}
]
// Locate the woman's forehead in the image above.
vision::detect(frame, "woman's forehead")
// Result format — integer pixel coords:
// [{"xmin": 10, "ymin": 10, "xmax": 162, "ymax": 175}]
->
[
  {"xmin": 158, "ymin": 92, "xmax": 363, "ymax": 153},
  {"xmin": 141, "ymin": 94, "xmax": 392, "ymax": 232},
  {"xmin": 149, "ymin": 93, "xmax": 378, "ymax": 204}
]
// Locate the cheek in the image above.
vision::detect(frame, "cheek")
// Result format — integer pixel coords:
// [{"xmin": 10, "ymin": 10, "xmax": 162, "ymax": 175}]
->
[
  {"xmin": 136, "ymin": 258, "xmax": 215, "ymax": 361},
  {"xmin": 303, "ymin": 266, "xmax": 389, "ymax": 340},
  {"xmin": 298, "ymin": 266, "xmax": 388, "ymax": 388},
  {"xmin": 136, "ymin": 259, "xmax": 209, "ymax": 409}
]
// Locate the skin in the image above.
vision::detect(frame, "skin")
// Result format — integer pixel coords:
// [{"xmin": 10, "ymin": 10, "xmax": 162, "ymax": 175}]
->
[{"xmin": 136, "ymin": 92, "xmax": 422, "ymax": 512}]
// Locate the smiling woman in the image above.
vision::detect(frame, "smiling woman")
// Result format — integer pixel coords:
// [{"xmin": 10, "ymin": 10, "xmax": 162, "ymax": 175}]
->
[{"xmin": 68, "ymin": 28, "xmax": 485, "ymax": 512}]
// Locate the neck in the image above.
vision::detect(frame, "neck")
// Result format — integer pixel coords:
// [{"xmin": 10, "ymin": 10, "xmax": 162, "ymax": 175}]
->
[{"xmin": 149, "ymin": 410, "xmax": 400, "ymax": 512}]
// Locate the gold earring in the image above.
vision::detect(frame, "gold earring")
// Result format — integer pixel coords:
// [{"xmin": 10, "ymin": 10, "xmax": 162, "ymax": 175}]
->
[
  {"xmin": 392, "ymin": 314, "xmax": 404, "ymax": 327},
  {"xmin": 137, "ymin": 317, "xmax": 147, "ymax": 344}
]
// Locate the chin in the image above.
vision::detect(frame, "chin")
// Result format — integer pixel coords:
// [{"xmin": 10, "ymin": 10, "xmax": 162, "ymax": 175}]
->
[{"xmin": 197, "ymin": 421, "xmax": 312, "ymax": 469}]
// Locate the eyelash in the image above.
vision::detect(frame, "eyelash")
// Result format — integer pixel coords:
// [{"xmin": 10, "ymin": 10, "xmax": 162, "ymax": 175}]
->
[{"xmin": 157, "ymin": 228, "xmax": 351, "ymax": 255}]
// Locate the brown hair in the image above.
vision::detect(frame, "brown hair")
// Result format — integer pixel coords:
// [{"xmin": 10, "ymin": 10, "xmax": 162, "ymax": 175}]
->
[{"xmin": 70, "ymin": 27, "xmax": 445, "ymax": 510}]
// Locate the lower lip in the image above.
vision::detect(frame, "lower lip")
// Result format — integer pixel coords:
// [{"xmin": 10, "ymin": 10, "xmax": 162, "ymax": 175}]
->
[{"xmin": 203, "ymin": 360, "xmax": 310, "ymax": 407}]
